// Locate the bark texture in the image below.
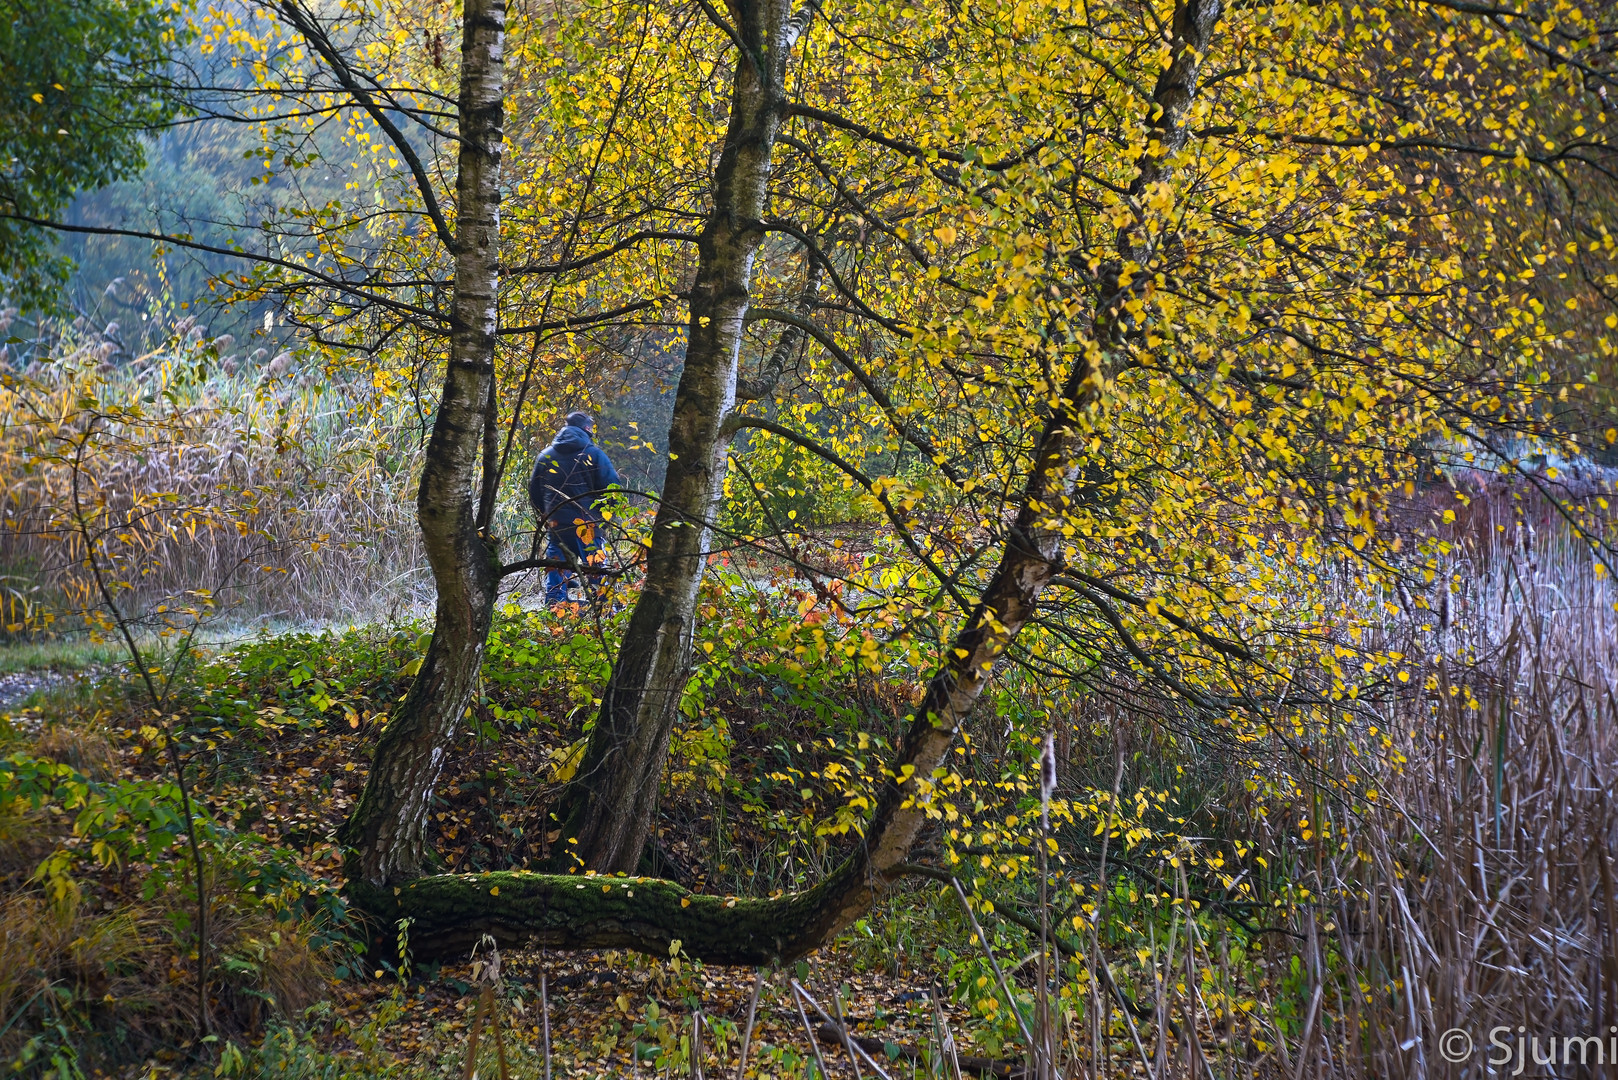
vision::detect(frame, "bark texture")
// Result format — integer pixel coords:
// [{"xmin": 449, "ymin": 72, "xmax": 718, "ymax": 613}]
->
[
  {"xmin": 554, "ymin": 0, "xmax": 812, "ymax": 873},
  {"xmin": 355, "ymin": 871, "xmax": 830, "ymax": 965},
  {"xmin": 373, "ymin": 0, "xmax": 1221, "ymax": 959},
  {"xmin": 341, "ymin": 0, "xmax": 506, "ymax": 885}
]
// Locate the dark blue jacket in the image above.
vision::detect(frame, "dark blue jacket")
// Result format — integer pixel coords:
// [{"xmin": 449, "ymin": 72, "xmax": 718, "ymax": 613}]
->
[{"xmin": 528, "ymin": 425, "xmax": 621, "ymax": 527}]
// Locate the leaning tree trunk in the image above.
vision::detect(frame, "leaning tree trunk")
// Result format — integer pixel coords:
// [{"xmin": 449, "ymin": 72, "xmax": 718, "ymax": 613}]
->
[
  {"xmin": 552, "ymin": 0, "xmax": 813, "ymax": 873},
  {"xmin": 358, "ymin": 0, "xmax": 1222, "ymax": 958},
  {"xmin": 340, "ymin": 0, "xmax": 506, "ymax": 886},
  {"xmin": 796, "ymin": 0, "xmax": 1225, "ymax": 938}
]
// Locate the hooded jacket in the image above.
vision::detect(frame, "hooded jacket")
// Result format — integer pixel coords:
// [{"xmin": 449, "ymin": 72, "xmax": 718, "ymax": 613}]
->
[{"xmin": 527, "ymin": 425, "xmax": 621, "ymax": 527}]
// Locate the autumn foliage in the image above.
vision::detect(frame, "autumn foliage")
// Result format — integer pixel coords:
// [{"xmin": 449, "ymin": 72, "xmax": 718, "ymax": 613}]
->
[{"xmin": 1, "ymin": 0, "xmax": 1616, "ymax": 1075}]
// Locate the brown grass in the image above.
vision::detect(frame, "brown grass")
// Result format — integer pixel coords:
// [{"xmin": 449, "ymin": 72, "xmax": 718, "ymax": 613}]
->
[
  {"xmin": 0, "ymin": 885, "xmax": 334, "ymax": 1071},
  {"xmin": 969, "ymin": 490, "xmax": 1618, "ymax": 1078},
  {"xmin": 1319, "ymin": 508, "xmax": 1617, "ymax": 1075},
  {"xmin": 0, "ymin": 331, "xmax": 428, "ymax": 635},
  {"xmin": 29, "ymin": 721, "xmax": 117, "ymax": 779}
]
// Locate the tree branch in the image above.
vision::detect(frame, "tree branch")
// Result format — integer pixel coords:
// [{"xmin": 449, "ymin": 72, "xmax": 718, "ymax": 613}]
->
[
  {"xmin": 278, "ymin": 0, "xmax": 457, "ymax": 251},
  {"xmin": 504, "ymin": 230, "xmax": 698, "ymax": 277},
  {"xmin": 0, "ymin": 214, "xmax": 444, "ymax": 322},
  {"xmin": 722, "ymin": 415, "xmax": 975, "ymax": 614},
  {"xmin": 746, "ymin": 305, "xmax": 961, "ymax": 485}
]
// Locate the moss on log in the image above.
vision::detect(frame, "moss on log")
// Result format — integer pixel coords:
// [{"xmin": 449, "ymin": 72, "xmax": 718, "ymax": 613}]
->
[{"xmin": 349, "ymin": 865, "xmax": 857, "ymax": 966}]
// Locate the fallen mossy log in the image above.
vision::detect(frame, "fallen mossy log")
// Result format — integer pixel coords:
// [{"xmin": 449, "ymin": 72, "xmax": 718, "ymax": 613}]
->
[{"xmin": 348, "ymin": 863, "xmax": 864, "ymax": 965}]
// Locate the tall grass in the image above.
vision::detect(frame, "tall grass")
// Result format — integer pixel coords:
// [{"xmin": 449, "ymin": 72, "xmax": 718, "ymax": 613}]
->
[
  {"xmin": 1323, "ymin": 503, "xmax": 1618, "ymax": 1076},
  {"xmin": 888, "ymin": 489, "xmax": 1618, "ymax": 1078},
  {"xmin": 0, "ymin": 322, "xmax": 428, "ymax": 634}
]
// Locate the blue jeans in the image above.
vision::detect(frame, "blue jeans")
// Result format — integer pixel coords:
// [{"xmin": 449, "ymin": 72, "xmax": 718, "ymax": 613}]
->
[{"xmin": 545, "ymin": 521, "xmax": 602, "ymax": 605}]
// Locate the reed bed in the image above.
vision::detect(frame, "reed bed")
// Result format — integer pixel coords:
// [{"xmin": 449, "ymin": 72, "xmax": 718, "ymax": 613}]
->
[
  {"xmin": 0, "ymin": 326, "xmax": 428, "ymax": 634},
  {"xmin": 1320, "ymin": 505, "xmax": 1618, "ymax": 1077},
  {"xmin": 936, "ymin": 493, "xmax": 1618, "ymax": 1079}
]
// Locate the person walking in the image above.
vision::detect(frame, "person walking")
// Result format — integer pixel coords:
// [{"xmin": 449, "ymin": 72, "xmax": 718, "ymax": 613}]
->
[{"xmin": 528, "ymin": 411, "xmax": 621, "ymax": 606}]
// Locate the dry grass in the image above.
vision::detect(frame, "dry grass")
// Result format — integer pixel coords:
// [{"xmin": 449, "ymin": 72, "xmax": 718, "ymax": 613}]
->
[
  {"xmin": 935, "ymin": 493, "xmax": 1618, "ymax": 1078},
  {"xmin": 0, "ymin": 895, "xmax": 173, "ymax": 1061},
  {"xmin": 29, "ymin": 721, "xmax": 117, "ymax": 779},
  {"xmin": 1318, "ymin": 515, "xmax": 1618, "ymax": 1076},
  {"xmin": 0, "ymin": 889, "xmax": 332, "ymax": 1072},
  {"xmin": 0, "ymin": 324, "xmax": 428, "ymax": 635}
]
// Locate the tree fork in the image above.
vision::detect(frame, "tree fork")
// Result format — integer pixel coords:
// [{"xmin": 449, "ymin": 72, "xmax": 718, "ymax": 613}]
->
[
  {"xmin": 551, "ymin": 0, "xmax": 813, "ymax": 874},
  {"xmin": 352, "ymin": 0, "xmax": 1220, "ymax": 956}
]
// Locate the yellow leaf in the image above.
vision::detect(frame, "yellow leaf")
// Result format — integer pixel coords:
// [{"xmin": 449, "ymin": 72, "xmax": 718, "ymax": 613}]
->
[{"xmin": 549, "ymin": 738, "xmax": 587, "ymax": 783}]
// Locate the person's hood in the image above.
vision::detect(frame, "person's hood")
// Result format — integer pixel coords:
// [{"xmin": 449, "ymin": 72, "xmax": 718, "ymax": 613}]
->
[{"xmin": 550, "ymin": 424, "xmax": 593, "ymax": 453}]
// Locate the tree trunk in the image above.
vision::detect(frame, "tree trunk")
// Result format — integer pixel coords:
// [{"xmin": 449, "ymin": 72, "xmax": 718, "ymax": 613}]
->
[
  {"xmin": 341, "ymin": 0, "xmax": 506, "ymax": 886},
  {"xmin": 375, "ymin": 0, "xmax": 1221, "ymax": 957},
  {"xmin": 553, "ymin": 0, "xmax": 812, "ymax": 873}
]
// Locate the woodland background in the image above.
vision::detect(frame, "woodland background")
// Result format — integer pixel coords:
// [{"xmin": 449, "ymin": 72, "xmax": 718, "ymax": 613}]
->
[{"xmin": 1, "ymin": 0, "xmax": 1616, "ymax": 1077}]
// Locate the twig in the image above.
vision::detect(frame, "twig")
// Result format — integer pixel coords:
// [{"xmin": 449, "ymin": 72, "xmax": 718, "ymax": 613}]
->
[
  {"xmin": 736, "ymin": 971, "xmax": 762, "ymax": 1080},
  {"xmin": 930, "ymin": 990, "xmax": 964, "ymax": 1080},
  {"xmin": 1037, "ymin": 731, "xmax": 1056, "ymax": 1080},
  {"xmin": 792, "ymin": 979, "xmax": 833, "ymax": 1080},
  {"xmin": 794, "ymin": 981, "xmax": 895, "ymax": 1080},
  {"xmin": 541, "ymin": 970, "xmax": 552, "ymax": 1080},
  {"xmin": 70, "ymin": 416, "xmax": 211, "ymax": 1039},
  {"xmin": 1180, "ymin": 863, "xmax": 1221, "ymax": 1080},
  {"xmin": 811, "ymin": 1023, "xmax": 1022, "ymax": 1078},
  {"xmin": 1291, "ymin": 985, "xmax": 1323, "ymax": 1080},
  {"xmin": 466, "ymin": 935, "xmax": 508, "ymax": 1080},
  {"xmin": 947, "ymin": 878, "xmax": 1038, "ymax": 1053},
  {"xmin": 492, "ymin": 989, "xmax": 510, "ymax": 1080},
  {"xmin": 833, "ymin": 986, "xmax": 864, "ymax": 1080},
  {"xmin": 463, "ymin": 989, "xmax": 488, "ymax": 1080},
  {"xmin": 903, "ymin": 864, "xmax": 1164, "ymax": 1035},
  {"xmin": 1090, "ymin": 742, "xmax": 1154, "ymax": 1080}
]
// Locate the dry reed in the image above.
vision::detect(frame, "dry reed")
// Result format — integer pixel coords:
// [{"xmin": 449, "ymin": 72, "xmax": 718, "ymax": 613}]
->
[
  {"xmin": 1321, "ymin": 501, "xmax": 1618, "ymax": 1077},
  {"xmin": 0, "ymin": 327, "xmax": 428, "ymax": 635}
]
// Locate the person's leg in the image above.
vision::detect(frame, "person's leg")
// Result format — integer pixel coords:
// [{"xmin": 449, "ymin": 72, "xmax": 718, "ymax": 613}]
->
[
  {"xmin": 544, "ymin": 529, "xmax": 574, "ymax": 605},
  {"xmin": 578, "ymin": 530, "xmax": 605, "ymax": 604},
  {"xmin": 549, "ymin": 522, "xmax": 596, "ymax": 606}
]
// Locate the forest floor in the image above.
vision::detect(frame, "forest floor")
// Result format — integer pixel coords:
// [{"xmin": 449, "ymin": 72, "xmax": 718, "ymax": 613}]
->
[
  {"xmin": 0, "ymin": 614, "xmax": 1087, "ymax": 1080},
  {"xmin": 314, "ymin": 947, "xmax": 1018, "ymax": 1080}
]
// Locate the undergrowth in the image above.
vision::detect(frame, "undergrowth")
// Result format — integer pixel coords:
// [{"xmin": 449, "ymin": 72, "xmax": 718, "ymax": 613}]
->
[{"xmin": 1, "ymin": 517, "xmax": 1613, "ymax": 1077}]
